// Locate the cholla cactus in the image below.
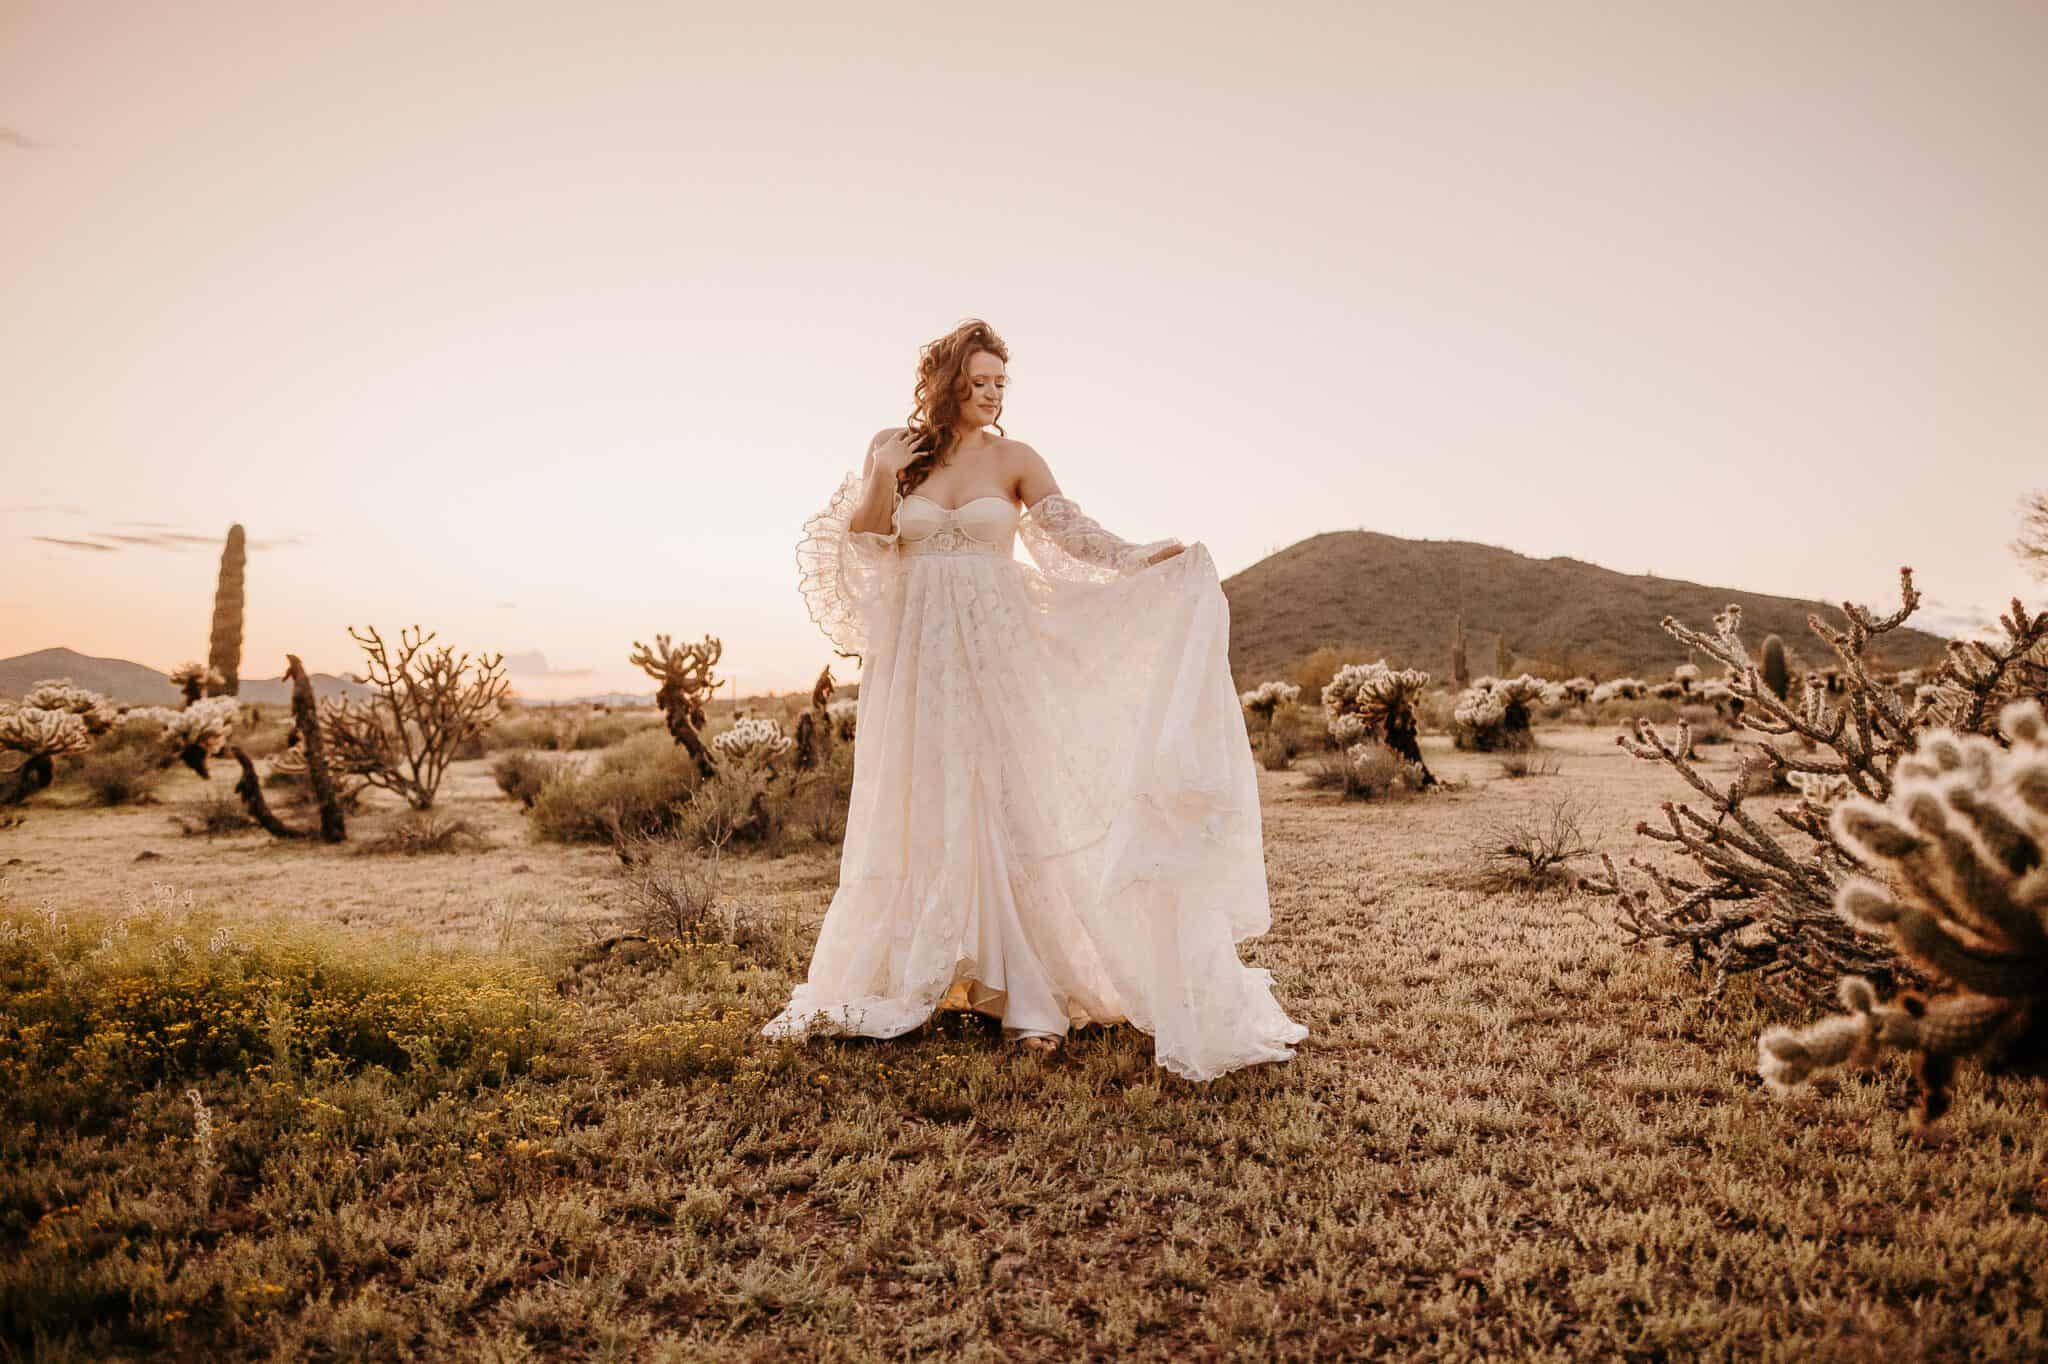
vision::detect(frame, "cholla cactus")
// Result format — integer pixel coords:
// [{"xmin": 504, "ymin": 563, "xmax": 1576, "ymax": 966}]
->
[
  {"xmin": 1322, "ymin": 662, "xmax": 1434, "ymax": 781},
  {"xmin": 826, "ymin": 697, "xmax": 858, "ymax": 742},
  {"xmin": 1239, "ymin": 680, "xmax": 1301, "ymax": 729},
  {"xmin": 1591, "ymin": 677, "xmax": 1646, "ymax": 705},
  {"xmin": 22, "ymin": 679, "xmax": 119, "ymax": 736},
  {"xmin": 0, "ymin": 707, "xmax": 92, "ymax": 799},
  {"xmin": 1328, "ymin": 712, "xmax": 1371, "ymax": 747},
  {"xmin": 712, "ymin": 715, "xmax": 793, "ymax": 768},
  {"xmin": 1673, "ymin": 663, "xmax": 1701, "ymax": 693},
  {"xmin": 1453, "ymin": 674, "xmax": 1542, "ymax": 752},
  {"xmin": 325, "ymin": 625, "xmax": 511, "ymax": 810},
  {"xmin": 1786, "ymin": 770, "xmax": 1852, "ymax": 803},
  {"xmin": 794, "ymin": 665, "xmax": 838, "ymax": 772},
  {"xmin": 1561, "ymin": 676, "xmax": 1597, "ymax": 703},
  {"xmin": 160, "ymin": 695, "xmax": 238, "ymax": 777},
  {"xmin": 1588, "ymin": 571, "xmax": 1976, "ymax": 1008},
  {"xmin": 167, "ymin": 661, "xmax": 224, "ymax": 707},
  {"xmin": 1757, "ymin": 701, "xmax": 2048, "ymax": 1127},
  {"xmin": 1918, "ymin": 599, "xmax": 2048, "ymax": 736},
  {"xmin": 630, "ymin": 633, "xmax": 722, "ymax": 780}
]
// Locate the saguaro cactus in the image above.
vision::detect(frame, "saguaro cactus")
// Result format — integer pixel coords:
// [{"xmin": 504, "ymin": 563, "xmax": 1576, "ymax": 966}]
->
[
  {"xmin": 207, "ymin": 524, "xmax": 246, "ymax": 697},
  {"xmin": 1760, "ymin": 634, "xmax": 1790, "ymax": 701},
  {"xmin": 1451, "ymin": 613, "xmax": 1469, "ymax": 690}
]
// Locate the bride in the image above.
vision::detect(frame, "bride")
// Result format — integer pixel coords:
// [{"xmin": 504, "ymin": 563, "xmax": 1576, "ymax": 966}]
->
[{"xmin": 763, "ymin": 318, "xmax": 1308, "ymax": 1081}]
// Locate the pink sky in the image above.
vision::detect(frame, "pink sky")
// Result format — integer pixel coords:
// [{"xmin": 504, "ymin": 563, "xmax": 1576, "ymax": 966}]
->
[{"xmin": 3, "ymin": 0, "xmax": 2044, "ymax": 698}]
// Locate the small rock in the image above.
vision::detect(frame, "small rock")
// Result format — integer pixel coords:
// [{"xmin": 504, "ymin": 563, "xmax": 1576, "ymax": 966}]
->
[{"xmin": 133, "ymin": 850, "xmax": 163, "ymax": 862}]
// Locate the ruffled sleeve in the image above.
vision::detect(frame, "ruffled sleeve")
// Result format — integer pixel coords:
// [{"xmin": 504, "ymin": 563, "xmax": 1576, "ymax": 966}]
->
[
  {"xmin": 796, "ymin": 467, "xmax": 904, "ymax": 659},
  {"xmin": 1018, "ymin": 492, "xmax": 1181, "ymax": 586}
]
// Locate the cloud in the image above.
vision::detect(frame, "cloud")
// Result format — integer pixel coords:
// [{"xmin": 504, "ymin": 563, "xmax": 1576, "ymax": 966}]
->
[
  {"xmin": 32, "ymin": 536, "xmax": 116, "ymax": 552},
  {"xmin": 26, "ymin": 528, "xmax": 307, "ymax": 553},
  {"xmin": 502, "ymin": 650, "xmax": 597, "ymax": 679}
]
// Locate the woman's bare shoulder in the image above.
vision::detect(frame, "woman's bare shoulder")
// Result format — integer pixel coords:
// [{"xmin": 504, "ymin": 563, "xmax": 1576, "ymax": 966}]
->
[{"xmin": 994, "ymin": 435, "xmax": 1047, "ymax": 465}]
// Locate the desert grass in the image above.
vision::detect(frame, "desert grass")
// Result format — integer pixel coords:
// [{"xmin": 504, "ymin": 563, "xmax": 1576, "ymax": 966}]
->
[{"xmin": 0, "ymin": 730, "xmax": 2043, "ymax": 1359}]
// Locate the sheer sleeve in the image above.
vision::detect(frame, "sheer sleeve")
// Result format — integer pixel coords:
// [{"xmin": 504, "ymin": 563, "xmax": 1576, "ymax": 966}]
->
[
  {"xmin": 795, "ymin": 466, "xmax": 903, "ymax": 659},
  {"xmin": 1017, "ymin": 493, "xmax": 1181, "ymax": 585}
]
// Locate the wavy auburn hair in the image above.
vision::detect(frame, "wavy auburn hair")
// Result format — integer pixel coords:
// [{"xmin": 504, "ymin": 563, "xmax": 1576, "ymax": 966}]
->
[{"xmin": 895, "ymin": 318, "xmax": 1009, "ymax": 499}]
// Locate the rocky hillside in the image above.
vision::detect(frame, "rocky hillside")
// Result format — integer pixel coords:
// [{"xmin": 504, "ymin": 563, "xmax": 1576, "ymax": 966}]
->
[
  {"xmin": 0, "ymin": 648, "xmax": 369, "ymax": 706},
  {"xmin": 1219, "ymin": 531, "xmax": 1946, "ymax": 689}
]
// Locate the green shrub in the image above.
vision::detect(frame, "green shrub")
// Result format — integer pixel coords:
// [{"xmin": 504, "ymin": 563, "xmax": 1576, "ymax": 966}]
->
[
  {"xmin": 0, "ymin": 905, "xmax": 559, "ymax": 1132},
  {"xmin": 529, "ymin": 734, "xmax": 702, "ymax": 844}
]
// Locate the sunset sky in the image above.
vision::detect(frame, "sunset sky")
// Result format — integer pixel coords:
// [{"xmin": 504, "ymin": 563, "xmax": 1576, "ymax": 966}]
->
[{"xmin": 3, "ymin": 0, "xmax": 2043, "ymax": 699}]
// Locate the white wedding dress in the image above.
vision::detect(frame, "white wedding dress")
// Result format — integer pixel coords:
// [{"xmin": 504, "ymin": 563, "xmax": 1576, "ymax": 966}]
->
[{"xmin": 762, "ymin": 458, "xmax": 1308, "ymax": 1081}]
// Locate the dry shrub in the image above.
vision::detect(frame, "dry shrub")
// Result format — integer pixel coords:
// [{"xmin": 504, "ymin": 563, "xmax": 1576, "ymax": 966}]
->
[
  {"xmin": 486, "ymin": 708, "xmax": 641, "ymax": 753},
  {"xmin": 616, "ymin": 832, "xmax": 723, "ymax": 939},
  {"xmin": 360, "ymin": 811, "xmax": 490, "ymax": 856},
  {"xmin": 1303, "ymin": 741, "xmax": 1428, "ymax": 801},
  {"xmin": 79, "ymin": 749, "xmax": 162, "ymax": 806},
  {"xmin": 1481, "ymin": 795, "xmax": 1595, "ymax": 893},
  {"xmin": 529, "ymin": 733, "xmax": 703, "ymax": 844},
  {"xmin": 1287, "ymin": 645, "xmax": 1347, "ymax": 698},
  {"xmin": 173, "ymin": 789, "xmax": 254, "ymax": 836},
  {"xmin": 492, "ymin": 750, "xmax": 565, "ymax": 809},
  {"xmin": 1256, "ymin": 732, "xmax": 1295, "ymax": 771},
  {"xmin": 1496, "ymin": 751, "xmax": 1562, "ymax": 780},
  {"xmin": 788, "ymin": 742, "xmax": 855, "ymax": 844},
  {"xmin": 612, "ymin": 833, "xmax": 801, "ymax": 969},
  {"xmin": 1416, "ymin": 689, "xmax": 1458, "ymax": 735},
  {"xmin": 1677, "ymin": 703, "xmax": 1733, "ymax": 746},
  {"xmin": 679, "ymin": 761, "xmax": 788, "ymax": 853}
]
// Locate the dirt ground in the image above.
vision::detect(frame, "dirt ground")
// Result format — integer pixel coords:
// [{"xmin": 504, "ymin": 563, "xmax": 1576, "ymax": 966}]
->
[{"xmin": 0, "ymin": 723, "xmax": 1683, "ymax": 954}]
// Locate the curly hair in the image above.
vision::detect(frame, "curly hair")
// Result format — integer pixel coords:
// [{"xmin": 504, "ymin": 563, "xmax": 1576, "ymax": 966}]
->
[{"xmin": 895, "ymin": 318, "xmax": 1009, "ymax": 499}]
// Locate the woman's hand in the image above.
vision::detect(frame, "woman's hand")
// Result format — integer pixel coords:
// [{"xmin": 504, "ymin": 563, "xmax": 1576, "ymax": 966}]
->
[{"xmin": 869, "ymin": 427, "xmax": 924, "ymax": 479}]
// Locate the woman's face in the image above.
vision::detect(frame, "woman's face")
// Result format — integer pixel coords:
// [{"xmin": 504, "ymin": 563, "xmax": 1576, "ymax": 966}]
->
[{"xmin": 960, "ymin": 349, "xmax": 1007, "ymax": 428}]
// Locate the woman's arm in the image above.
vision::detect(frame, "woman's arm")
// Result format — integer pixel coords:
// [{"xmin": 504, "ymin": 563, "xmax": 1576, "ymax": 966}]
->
[
  {"xmin": 847, "ymin": 429, "xmax": 908, "ymax": 537},
  {"xmin": 1013, "ymin": 442, "xmax": 1184, "ymax": 570}
]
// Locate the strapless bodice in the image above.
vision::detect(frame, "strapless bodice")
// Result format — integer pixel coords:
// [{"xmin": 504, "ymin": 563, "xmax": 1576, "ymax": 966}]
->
[{"xmin": 897, "ymin": 492, "xmax": 1018, "ymax": 558}]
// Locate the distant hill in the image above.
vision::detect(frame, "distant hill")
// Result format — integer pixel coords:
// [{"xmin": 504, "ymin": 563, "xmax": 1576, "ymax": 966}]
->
[
  {"xmin": 1218, "ymin": 532, "xmax": 1948, "ymax": 689},
  {"xmin": 0, "ymin": 648, "xmax": 371, "ymax": 706}
]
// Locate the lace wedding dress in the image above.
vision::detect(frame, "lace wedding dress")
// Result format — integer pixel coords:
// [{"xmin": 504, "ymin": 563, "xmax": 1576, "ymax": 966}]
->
[{"xmin": 763, "ymin": 458, "xmax": 1309, "ymax": 1081}]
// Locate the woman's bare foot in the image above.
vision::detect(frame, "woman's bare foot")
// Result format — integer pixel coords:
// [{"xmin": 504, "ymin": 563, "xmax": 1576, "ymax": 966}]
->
[{"xmin": 1015, "ymin": 1035, "xmax": 1061, "ymax": 1055}]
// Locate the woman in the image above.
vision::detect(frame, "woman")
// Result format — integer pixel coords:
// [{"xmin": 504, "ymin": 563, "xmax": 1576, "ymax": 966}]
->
[{"xmin": 764, "ymin": 319, "xmax": 1307, "ymax": 1081}]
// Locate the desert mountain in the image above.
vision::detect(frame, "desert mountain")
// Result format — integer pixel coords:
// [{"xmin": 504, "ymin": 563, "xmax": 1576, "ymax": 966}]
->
[
  {"xmin": 1219, "ymin": 531, "xmax": 1947, "ymax": 690},
  {"xmin": 0, "ymin": 648, "xmax": 371, "ymax": 706}
]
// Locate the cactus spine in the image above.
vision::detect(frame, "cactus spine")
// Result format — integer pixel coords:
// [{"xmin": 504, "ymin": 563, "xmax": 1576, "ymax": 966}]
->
[{"xmin": 207, "ymin": 524, "xmax": 246, "ymax": 697}]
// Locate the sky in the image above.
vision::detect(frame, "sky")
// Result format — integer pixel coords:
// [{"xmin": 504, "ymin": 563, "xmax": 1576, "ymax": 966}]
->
[{"xmin": 2, "ymin": 0, "xmax": 2044, "ymax": 700}]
